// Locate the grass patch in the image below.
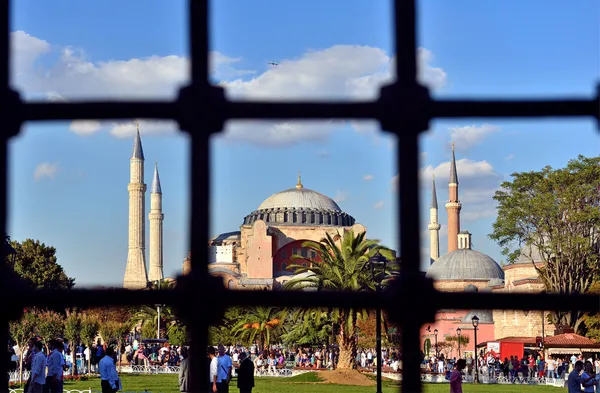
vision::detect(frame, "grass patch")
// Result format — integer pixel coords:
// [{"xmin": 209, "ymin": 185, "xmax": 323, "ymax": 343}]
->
[{"xmin": 62, "ymin": 373, "xmax": 561, "ymax": 393}]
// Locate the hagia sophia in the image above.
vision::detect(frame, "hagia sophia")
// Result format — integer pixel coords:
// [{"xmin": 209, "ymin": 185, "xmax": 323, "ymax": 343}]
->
[{"xmin": 122, "ymin": 127, "xmax": 555, "ymax": 356}]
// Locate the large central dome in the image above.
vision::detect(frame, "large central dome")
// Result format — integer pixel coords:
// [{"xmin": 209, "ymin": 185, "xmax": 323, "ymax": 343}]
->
[
  {"xmin": 243, "ymin": 174, "xmax": 355, "ymax": 227},
  {"xmin": 258, "ymin": 187, "xmax": 341, "ymax": 211}
]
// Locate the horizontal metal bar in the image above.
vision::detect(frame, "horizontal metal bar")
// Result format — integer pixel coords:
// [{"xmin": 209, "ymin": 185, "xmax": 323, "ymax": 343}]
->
[
  {"xmin": 5, "ymin": 287, "xmax": 598, "ymax": 314},
  {"xmin": 24, "ymin": 101, "xmax": 179, "ymax": 122},
  {"xmin": 20, "ymin": 97, "xmax": 599, "ymax": 124},
  {"xmin": 432, "ymin": 99, "xmax": 600, "ymax": 119}
]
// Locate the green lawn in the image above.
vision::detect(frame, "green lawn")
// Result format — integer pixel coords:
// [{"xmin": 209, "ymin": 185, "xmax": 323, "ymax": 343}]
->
[{"xmin": 62, "ymin": 373, "xmax": 562, "ymax": 393}]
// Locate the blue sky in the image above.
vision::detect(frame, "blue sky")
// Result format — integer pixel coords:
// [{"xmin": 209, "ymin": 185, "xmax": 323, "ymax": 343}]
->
[{"xmin": 8, "ymin": 0, "xmax": 599, "ymax": 287}]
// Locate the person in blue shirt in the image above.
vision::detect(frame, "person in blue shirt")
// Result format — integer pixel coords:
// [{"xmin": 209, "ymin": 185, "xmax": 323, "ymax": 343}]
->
[
  {"xmin": 217, "ymin": 347, "xmax": 233, "ymax": 393},
  {"xmin": 99, "ymin": 347, "xmax": 119, "ymax": 393}
]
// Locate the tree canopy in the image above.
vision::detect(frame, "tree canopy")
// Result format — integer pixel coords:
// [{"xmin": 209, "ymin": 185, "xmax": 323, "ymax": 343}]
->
[
  {"xmin": 489, "ymin": 155, "xmax": 600, "ymax": 331},
  {"xmin": 8, "ymin": 238, "xmax": 75, "ymax": 289},
  {"xmin": 283, "ymin": 230, "xmax": 395, "ymax": 369}
]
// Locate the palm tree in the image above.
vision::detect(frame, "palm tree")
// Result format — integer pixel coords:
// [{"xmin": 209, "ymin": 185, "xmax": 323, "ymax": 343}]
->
[
  {"xmin": 283, "ymin": 230, "xmax": 394, "ymax": 369},
  {"xmin": 133, "ymin": 305, "xmax": 179, "ymax": 339},
  {"xmin": 230, "ymin": 306, "xmax": 285, "ymax": 351}
]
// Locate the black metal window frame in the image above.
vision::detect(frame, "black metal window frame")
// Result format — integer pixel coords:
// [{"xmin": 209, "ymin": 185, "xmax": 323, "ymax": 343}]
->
[{"xmin": 1, "ymin": 1, "xmax": 599, "ymax": 392}]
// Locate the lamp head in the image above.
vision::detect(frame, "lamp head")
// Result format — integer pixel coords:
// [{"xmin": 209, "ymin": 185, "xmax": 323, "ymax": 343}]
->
[
  {"xmin": 434, "ymin": 329, "xmax": 438, "ymax": 335},
  {"xmin": 472, "ymin": 315, "xmax": 480, "ymax": 328},
  {"xmin": 456, "ymin": 327, "xmax": 462, "ymax": 336}
]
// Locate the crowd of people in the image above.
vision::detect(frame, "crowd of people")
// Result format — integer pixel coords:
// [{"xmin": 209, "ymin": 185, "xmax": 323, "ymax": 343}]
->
[
  {"xmin": 423, "ymin": 350, "xmax": 600, "ymax": 383},
  {"xmin": 13, "ymin": 336, "xmax": 120, "ymax": 393}
]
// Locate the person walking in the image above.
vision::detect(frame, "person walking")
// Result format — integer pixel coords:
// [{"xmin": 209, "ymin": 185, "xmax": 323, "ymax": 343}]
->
[
  {"xmin": 236, "ymin": 352, "xmax": 254, "ymax": 393},
  {"xmin": 217, "ymin": 347, "xmax": 233, "ymax": 393},
  {"xmin": 28, "ymin": 342, "xmax": 46, "ymax": 393},
  {"xmin": 567, "ymin": 361, "xmax": 594, "ymax": 393},
  {"xmin": 45, "ymin": 340, "xmax": 63, "ymax": 393},
  {"xmin": 99, "ymin": 347, "xmax": 119, "ymax": 393},
  {"xmin": 450, "ymin": 359, "xmax": 466, "ymax": 393},
  {"xmin": 179, "ymin": 348, "xmax": 191, "ymax": 393},
  {"xmin": 208, "ymin": 347, "xmax": 220, "ymax": 393}
]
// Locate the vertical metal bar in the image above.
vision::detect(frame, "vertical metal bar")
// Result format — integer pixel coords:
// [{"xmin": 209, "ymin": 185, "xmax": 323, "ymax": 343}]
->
[
  {"xmin": 187, "ymin": 0, "xmax": 211, "ymax": 390},
  {"xmin": 1, "ymin": 0, "xmax": 8, "ymax": 87},
  {"xmin": 375, "ymin": 299, "xmax": 383, "ymax": 393},
  {"xmin": 393, "ymin": 0, "xmax": 418, "ymax": 85},
  {"xmin": 398, "ymin": 132, "xmax": 422, "ymax": 393},
  {"xmin": 190, "ymin": 0, "xmax": 210, "ymax": 82},
  {"xmin": 1, "ymin": 0, "xmax": 11, "ymax": 389}
]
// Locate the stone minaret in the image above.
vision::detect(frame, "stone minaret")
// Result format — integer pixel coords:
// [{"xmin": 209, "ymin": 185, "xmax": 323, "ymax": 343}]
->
[
  {"xmin": 123, "ymin": 122, "xmax": 149, "ymax": 289},
  {"xmin": 148, "ymin": 162, "xmax": 164, "ymax": 282},
  {"xmin": 428, "ymin": 174, "xmax": 441, "ymax": 264},
  {"xmin": 445, "ymin": 142, "xmax": 462, "ymax": 253}
]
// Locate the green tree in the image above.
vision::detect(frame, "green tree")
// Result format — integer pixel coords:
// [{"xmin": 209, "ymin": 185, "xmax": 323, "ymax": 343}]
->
[
  {"xmin": 99, "ymin": 320, "xmax": 132, "ymax": 370},
  {"xmin": 489, "ymin": 155, "xmax": 600, "ymax": 332},
  {"xmin": 9, "ymin": 309, "xmax": 37, "ymax": 382},
  {"xmin": 36, "ymin": 309, "xmax": 65, "ymax": 352},
  {"xmin": 64, "ymin": 309, "xmax": 81, "ymax": 375},
  {"xmin": 10, "ymin": 239, "xmax": 74, "ymax": 289},
  {"xmin": 230, "ymin": 306, "xmax": 285, "ymax": 350},
  {"xmin": 80, "ymin": 315, "xmax": 100, "ymax": 373},
  {"xmin": 581, "ymin": 281, "xmax": 600, "ymax": 341},
  {"xmin": 167, "ymin": 324, "xmax": 189, "ymax": 346},
  {"xmin": 280, "ymin": 308, "xmax": 333, "ymax": 346},
  {"xmin": 445, "ymin": 334, "xmax": 470, "ymax": 357},
  {"xmin": 283, "ymin": 230, "xmax": 395, "ymax": 369}
]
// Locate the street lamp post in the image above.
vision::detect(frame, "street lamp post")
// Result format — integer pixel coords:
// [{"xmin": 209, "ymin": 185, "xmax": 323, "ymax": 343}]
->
[
  {"xmin": 370, "ymin": 252, "xmax": 388, "ymax": 393},
  {"xmin": 155, "ymin": 279, "xmax": 162, "ymax": 339},
  {"xmin": 456, "ymin": 328, "xmax": 462, "ymax": 359},
  {"xmin": 471, "ymin": 315, "xmax": 479, "ymax": 383},
  {"xmin": 434, "ymin": 329, "xmax": 439, "ymax": 358}
]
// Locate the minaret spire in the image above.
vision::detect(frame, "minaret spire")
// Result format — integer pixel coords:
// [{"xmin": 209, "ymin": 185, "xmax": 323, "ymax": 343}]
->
[
  {"xmin": 296, "ymin": 171, "xmax": 303, "ymax": 189},
  {"xmin": 446, "ymin": 141, "xmax": 462, "ymax": 253},
  {"xmin": 132, "ymin": 121, "xmax": 144, "ymax": 160},
  {"xmin": 124, "ymin": 123, "xmax": 149, "ymax": 289},
  {"xmin": 148, "ymin": 162, "xmax": 164, "ymax": 282},
  {"xmin": 428, "ymin": 174, "xmax": 441, "ymax": 263}
]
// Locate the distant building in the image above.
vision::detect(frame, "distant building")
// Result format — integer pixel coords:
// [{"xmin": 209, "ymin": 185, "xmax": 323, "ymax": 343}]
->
[
  {"xmin": 421, "ymin": 142, "xmax": 552, "ymax": 359},
  {"xmin": 182, "ymin": 173, "xmax": 378, "ymax": 290}
]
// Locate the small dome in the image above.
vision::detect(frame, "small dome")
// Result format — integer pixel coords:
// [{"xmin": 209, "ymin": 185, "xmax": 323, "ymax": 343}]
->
[
  {"xmin": 462, "ymin": 310, "xmax": 494, "ymax": 324},
  {"xmin": 426, "ymin": 249, "xmax": 504, "ymax": 281},
  {"xmin": 258, "ymin": 188, "xmax": 342, "ymax": 211},
  {"xmin": 464, "ymin": 284, "xmax": 479, "ymax": 293}
]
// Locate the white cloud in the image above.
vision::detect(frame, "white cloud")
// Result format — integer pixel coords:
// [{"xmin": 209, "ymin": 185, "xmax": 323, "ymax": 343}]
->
[
  {"xmin": 505, "ymin": 153, "xmax": 515, "ymax": 161},
  {"xmin": 391, "ymin": 174, "xmax": 399, "ymax": 193},
  {"xmin": 11, "ymin": 31, "xmax": 448, "ymax": 146},
  {"xmin": 373, "ymin": 200, "xmax": 384, "ymax": 209},
  {"xmin": 333, "ymin": 190, "xmax": 348, "ymax": 203},
  {"xmin": 420, "ymin": 158, "xmax": 503, "ymax": 221},
  {"xmin": 449, "ymin": 124, "xmax": 500, "ymax": 151},
  {"xmin": 69, "ymin": 120, "xmax": 102, "ymax": 136},
  {"xmin": 34, "ymin": 162, "xmax": 59, "ymax": 181},
  {"xmin": 363, "ymin": 174, "xmax": 374, "ymax": 181},
  {"xmin": 109, "ymin": 120, "xmax": 179, "ymax": 138},
  {"xmin": 392, "ymin": 157, "xmax": 502, "ymax": 221}
]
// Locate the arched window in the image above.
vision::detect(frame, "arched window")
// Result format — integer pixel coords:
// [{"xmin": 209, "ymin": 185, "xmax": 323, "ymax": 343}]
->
[
  {"xmin": 281, "ymin": 262, "xmax": 287, "ymax": 271},
  {"xmin": 227, "ymin": 280, "xmax": 235, "ymax": 289}
]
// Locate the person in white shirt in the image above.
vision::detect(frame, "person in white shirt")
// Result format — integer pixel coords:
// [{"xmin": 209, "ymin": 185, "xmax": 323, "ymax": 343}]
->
[
  {"xmin": 46, "ymin": 340, "xmax": 64, "ymax": 393},
  {"xmin": 28, "ymin": 342, "xmax": 46, "ymax": 393},
  {"xmin": 99, "ymin": 347, "xmax": 119, "ymax": 393},
  {"xmin": 208, "ymin": 346, "xmax": 219, "ymax": 393}
]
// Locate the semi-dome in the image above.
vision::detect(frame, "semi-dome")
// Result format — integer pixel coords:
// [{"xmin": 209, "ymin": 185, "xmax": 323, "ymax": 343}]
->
[
  {"xmin": 243, "ymin": 174, "xmax": 355, "ymax": 227},
  {"xmin": 462, "ymin": 310, "xmax": 494, "ymax": 324},
  {"xmin": 426, "ymin": 249, "xmax": 505, "ymax": 281}
]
